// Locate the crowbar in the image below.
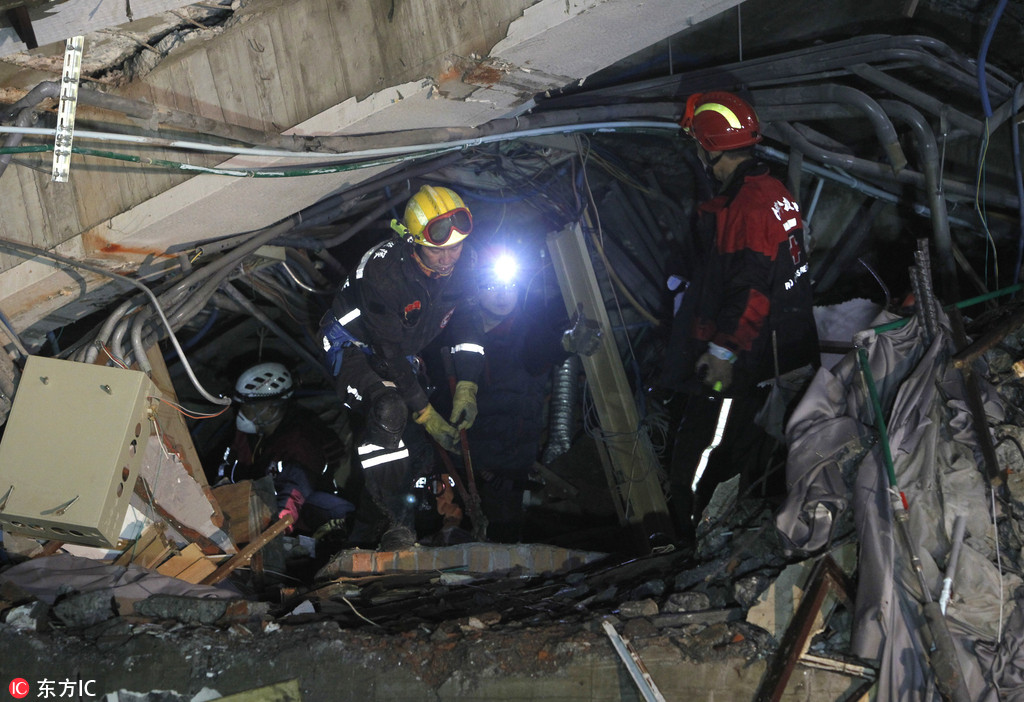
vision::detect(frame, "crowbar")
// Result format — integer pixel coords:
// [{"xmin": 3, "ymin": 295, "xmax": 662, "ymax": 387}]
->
[{"xmin": 442, "ymin": 347, "xmax": 488, "ymax": 541}]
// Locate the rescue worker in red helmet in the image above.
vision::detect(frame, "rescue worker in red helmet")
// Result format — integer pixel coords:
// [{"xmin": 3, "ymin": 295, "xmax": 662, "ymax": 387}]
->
[
  {"xmin": 659, "ymin": 91, "xmax": 819, "ymax": 546},
  {"xmin": 320, "ymin": 184, "xmax": 485, "ymax": 551}
]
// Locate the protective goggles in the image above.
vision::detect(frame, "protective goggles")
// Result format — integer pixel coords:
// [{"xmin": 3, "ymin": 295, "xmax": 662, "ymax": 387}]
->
[{"xmin": 422, "ymin": 208, "xmax": 472, "ymax": 246}]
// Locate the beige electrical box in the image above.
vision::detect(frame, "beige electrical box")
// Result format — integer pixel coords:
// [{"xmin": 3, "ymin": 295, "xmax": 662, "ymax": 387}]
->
[{"xmin": 0, "ymin": 356, "xmax": 157, "ymax": 548}]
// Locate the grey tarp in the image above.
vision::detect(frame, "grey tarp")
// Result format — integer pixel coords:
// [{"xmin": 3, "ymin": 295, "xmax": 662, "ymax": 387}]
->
[
  {"xmin": 776, "ymin": 309, "xmax": 1021, "ymax": 701},
  {"xmin": 0, "ymin": 552, "xmax": 240, "ymax": 604}
]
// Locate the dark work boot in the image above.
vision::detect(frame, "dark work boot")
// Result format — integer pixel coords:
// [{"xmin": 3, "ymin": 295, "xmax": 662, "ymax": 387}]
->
[{"xmin": 379, "ymin": 525, "xmax": 416, "ymax": 551}]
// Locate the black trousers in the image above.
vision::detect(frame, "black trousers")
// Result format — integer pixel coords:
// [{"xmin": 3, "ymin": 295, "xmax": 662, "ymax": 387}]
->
[{"xmin": 667, "ymin": 388, "xmax": 777, "ymax": 543}]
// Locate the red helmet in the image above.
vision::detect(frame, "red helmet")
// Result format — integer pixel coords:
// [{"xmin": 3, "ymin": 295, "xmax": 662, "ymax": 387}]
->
[{"xmin": 680, "ymin": 91, "xmax": 762, "ymax": 151}]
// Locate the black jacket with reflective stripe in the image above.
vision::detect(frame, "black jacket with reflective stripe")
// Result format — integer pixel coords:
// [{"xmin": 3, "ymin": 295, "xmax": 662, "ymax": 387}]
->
[{"xmin": 329, "ymin": 238, "xmax": 485, "ymax": 412}]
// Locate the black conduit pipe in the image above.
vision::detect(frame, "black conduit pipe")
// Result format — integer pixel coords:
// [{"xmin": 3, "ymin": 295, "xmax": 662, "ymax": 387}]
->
[
  {"xmin": 879, "ymin": 99, "xmax": 957, "ymax": 299},
  {"xmin": 763, "ymin": 120, "xmax": 1019, "ymax": 210},
  {"xmin": 751, "ymin": 85, "xmax": 907, "ymax": 173},
  {"xmin": 849, "ymin": 64, "xmax": 984, "ymax": 137},
  {"xmin": 220, "ymin": 281, "xmax": 329, "ymax": 382}
]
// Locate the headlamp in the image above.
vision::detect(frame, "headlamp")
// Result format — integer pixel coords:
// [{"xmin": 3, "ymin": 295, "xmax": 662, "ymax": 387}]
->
[{"xmin": 490, "ymin": 253, "xmax": 518, "ymax": 285}]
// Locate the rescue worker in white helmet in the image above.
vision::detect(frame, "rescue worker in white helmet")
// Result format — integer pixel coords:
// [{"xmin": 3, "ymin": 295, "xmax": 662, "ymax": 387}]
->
[
  {"xmin": 319, "ymin": 185, "xmax": 485, "ymax": 551},
  {"xmin": 217, "ymin": 361, "xmax": 354, "ymax": 552},
  {"xmin": 657, "ymin": 91, "xmax": 819, "ymax": 547}
]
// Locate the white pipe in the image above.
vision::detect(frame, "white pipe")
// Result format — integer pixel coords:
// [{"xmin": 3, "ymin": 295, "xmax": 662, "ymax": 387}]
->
[
  {"xmin": 0, "ymin": 121, "xmax": 679, "ymax": 162},
  {"xmin": 939, "ymin": 515, "xmax": 967, "ymax": 615}
]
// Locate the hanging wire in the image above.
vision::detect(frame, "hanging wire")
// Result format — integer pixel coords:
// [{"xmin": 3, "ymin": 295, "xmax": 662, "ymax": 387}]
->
[
  {"xmin": 975, "ymin": 120, "xmax": 1000, "ymax": 288},
  {"xmin": 0, "ymin": 237, "xmax": 231, "ymax": 405},
  {"xmin": 574, "ymin": 134, "xmax": 660, "ymax": 332},
  {"xmin": 0, "ymin": 120, "xmax": 680, "ymax": 176},
  {"xmin": 150, "ymin": 395, "xmax": 232, "ymax": 420}
]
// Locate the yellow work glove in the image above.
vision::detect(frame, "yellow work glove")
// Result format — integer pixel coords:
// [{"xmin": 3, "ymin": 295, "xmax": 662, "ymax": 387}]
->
[
  {"xmin": 695, "ymin": 343, "xmax": 736, "ymax": 392},
  {"xmin": 449, "ymin": 380, "xmax": 479, "ymax": 430},
  {"xmin": 414, "ymin": 404, "xmax": 459, "ymax": 452}
]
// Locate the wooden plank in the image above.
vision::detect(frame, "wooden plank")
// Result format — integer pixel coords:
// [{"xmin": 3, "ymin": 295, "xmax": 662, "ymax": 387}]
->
[
  {"xmin": 246, "ymin": 485, "xmax": 269, "ymax": 578},
  {"xmin": 114, "ymin": 522, "xmax": 175, "ymax": 569},
  {"xmin": 546, "ymin": 223, "xmax": 671, "ymax": 533},
  {"xmin": 211, "ymin": 480, "xmax": 272, "ymax": 545},
  {"xmin": 200, "ymin": 515, "xmax": 292, "ymax": 586},
  {"xmin": 174, "ymin": 555, "xmax": 218, "ymax": 584},
  {"xmin": 133, "ymin": 539, "xmax": 173, "ymax": 570},
  {"xmin": 113, "ymin": 522, "xmax": 161, "ymax": 566},
  {"xmin": 156, "ymin": 542, "xmax": 205, "ymax": 577}
]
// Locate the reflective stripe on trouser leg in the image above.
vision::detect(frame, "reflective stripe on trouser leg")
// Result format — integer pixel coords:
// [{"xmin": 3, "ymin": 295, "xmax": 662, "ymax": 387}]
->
[
  {"xmin": 358, "ymin": 440, "xmax": 410, "ymax": 469},
  {"xmin": 691, "ymin": 398, "xmax": 733, "ymax": 493}
]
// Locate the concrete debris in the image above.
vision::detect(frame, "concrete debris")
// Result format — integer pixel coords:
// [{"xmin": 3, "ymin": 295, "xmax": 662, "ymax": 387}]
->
[
  {"xmin": 732, "ymin": 573, "xmax": 771, "ymax": 609},
  {"xmin": 52, "ymin": 589, "xmax": 117, "ymax": 629},
  {"xmin": 133, "ymin": 595, "xmax": 229, "ymax": 626},
  {"xmin": 663, "ymin": 591, "xmax": 710, "ymax": 613},
  {"xmin": 628, "ymin": 579, "xmax": 667, "ymax": 600},
  {"xmin": 618, "ymin": 599, "xmax": 659, "ymax": 618},
  {"xmin": 4, "ymin": 600, "xmax": 48, "ymax": 631}
]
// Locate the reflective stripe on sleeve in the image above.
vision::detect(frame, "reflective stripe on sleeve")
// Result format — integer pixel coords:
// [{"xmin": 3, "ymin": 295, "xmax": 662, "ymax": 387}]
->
[{"xmin": 451, "ymin": 343, "xmax": 485, "ymax": 355}]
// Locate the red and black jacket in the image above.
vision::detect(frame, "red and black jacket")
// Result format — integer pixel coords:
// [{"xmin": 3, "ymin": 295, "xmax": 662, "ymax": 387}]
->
[{"xmin": 662, "ymin": 160, "xmax": 818, "ymax": 393}]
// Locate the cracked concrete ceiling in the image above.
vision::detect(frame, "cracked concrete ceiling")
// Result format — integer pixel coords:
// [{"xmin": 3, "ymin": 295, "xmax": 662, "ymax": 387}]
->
[{"xmin": 0, "ymin": 0, "xmax": 1021, "ymax": 345}]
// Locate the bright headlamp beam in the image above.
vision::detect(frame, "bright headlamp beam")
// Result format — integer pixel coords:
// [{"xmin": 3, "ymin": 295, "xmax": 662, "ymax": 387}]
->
[{"xmin": 492, "ymin": 254, "xmax": 518, "ymax": 284}]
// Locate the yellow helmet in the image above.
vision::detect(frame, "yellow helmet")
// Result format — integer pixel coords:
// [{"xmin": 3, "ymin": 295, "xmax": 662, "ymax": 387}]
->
[{"xmin": 392, "ymin": 185, "xmax": 473, "ymax": 248}]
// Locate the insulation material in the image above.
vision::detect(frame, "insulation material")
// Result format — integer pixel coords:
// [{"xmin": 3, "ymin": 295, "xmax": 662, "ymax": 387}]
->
[{"xmin": 776, "ymin": 309, "xmax": 1020, "ymax": 701}]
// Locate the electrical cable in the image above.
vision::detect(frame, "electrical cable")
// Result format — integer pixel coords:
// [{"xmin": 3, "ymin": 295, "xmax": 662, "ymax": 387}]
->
[
  {"xmin": 0, "ymin": 142, "xmax": 461, "ymax": 178},
  {"xmin": 575, "ymin": 138, "xmax": 661, "ymax": 329},
  {"xmin": 975, "ymin": 122, "xmax": 999, "ymax": 287},
  {"xmin": 0, "ymin": 120, "xmax": 680, "ymax": 168},
  {"xmin": 150, "ymin": 395, "xmax": 232, "ymax": 419},
  {"xmin": 976, "ymin": 0, "xmax": 1009, "ymax": 119},
  {"xmin": 0, "ymin": 305, "xmax": 29, "ymax": 359},
  {"xmin": 0, "ymin": 237, "xmax": 231, "ymax": 405}
]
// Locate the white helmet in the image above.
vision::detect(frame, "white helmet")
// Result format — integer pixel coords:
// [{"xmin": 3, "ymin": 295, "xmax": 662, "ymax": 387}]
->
[{"xmin": 233, "ymin": 362, "xmax": 294, "ymax": 402}]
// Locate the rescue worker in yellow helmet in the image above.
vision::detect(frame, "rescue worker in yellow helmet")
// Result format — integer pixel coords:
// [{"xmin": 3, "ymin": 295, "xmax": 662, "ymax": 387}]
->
[{"xmin": 320, "ymin": 184, "xmax": 485, "ymax": 551}]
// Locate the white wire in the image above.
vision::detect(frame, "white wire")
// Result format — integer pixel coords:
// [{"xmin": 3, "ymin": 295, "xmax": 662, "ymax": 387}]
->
[
  {"xmin": 0, "ymin": 121, "xmax": 680, "ymax": 162},
  {"xmin": 0, "ymin": 237, "xmax": 231, "ymax": 405}
]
